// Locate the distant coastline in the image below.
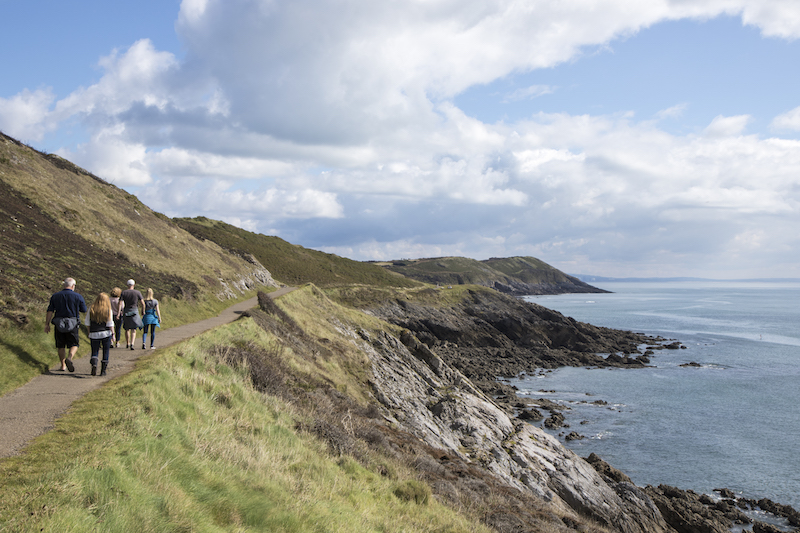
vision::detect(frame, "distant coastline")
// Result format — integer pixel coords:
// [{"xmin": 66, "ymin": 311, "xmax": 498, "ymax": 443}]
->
[{"xmin": 572, "ymin": 275, "xmax": 800, "ymax": 283}]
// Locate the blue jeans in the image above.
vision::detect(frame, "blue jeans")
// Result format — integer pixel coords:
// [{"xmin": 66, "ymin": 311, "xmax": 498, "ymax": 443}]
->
[
  {"xmin": 90, "ymin": 336, "xmax": 111, "ymax": 366},
  {"xmin": 142, "ymin": 324, "xmax": 157, "ymax": 347}
]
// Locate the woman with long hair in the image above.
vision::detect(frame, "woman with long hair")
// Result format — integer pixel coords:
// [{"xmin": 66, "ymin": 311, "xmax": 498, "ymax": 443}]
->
[
  {"xmin": 84, "ymin": 292, "xmax": 115, "ymax": 376},
  {"xmin": 141, "ymin": 288, "xmax": 162, "ymax": 350},
  {"xmin": 109, "ymin": 287, "xmax": 123, "ymax": 348}
]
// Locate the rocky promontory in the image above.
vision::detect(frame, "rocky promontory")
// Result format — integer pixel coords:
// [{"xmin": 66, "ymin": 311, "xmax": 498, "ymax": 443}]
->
[{"xmin": 366, "ymin": 287, "xmax": 660, "ymax": 412}]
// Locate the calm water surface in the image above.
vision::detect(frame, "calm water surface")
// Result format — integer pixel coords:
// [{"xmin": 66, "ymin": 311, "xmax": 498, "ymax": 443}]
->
[{"xmin": 515, "ymin": 282, "xmax": 800, "ymax": 508}]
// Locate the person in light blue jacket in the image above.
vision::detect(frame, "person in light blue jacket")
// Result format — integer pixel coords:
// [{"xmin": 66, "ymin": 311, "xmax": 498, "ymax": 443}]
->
[{"xmin": 141, "ymin": 288, "xmax": 162, "ymax": 349}]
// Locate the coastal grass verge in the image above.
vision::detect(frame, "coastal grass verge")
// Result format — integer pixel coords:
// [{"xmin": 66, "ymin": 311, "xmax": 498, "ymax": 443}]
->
[
  {"xmin": 0, "ymin": 289, "xmax": 262, "ymax": 397},
  {"xmin": 325, "ymin": 282, "xmax": 491, "ymax": 309},
  {"xmin": 0, "ymin": 317, "xmax": 489, "ymax": 533}
]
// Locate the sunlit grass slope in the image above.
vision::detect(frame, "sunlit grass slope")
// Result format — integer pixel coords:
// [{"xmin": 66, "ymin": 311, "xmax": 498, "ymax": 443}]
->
[
  {"xmin": 1, "ymin": 132, "xmax": 274, "ymax": 394},
  {"xmin": 0, "ymin": 291, "xmax": 489, "ymax": 533},
  {"xmin": 174, "ymin": 216, "xmax": 422, "ymax": 289},
  {"xmin": 0, "ymin": 133, "xmax": 262, "ymax": 300}
]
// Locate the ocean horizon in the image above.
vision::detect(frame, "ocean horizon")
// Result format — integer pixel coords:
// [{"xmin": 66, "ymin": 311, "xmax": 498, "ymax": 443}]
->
[{"xmin": 518, "ymin": 281, "xmax": 800, "ymax": 511}]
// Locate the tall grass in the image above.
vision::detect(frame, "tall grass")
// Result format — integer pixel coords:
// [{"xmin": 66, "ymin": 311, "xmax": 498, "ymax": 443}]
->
[
  {"xmin": 0, "ymin": 290, "xmax": 259, "ymax": 397},
  {"xmin": 0, "ymin": 318, "xmax": 489, "ymax": 533}
]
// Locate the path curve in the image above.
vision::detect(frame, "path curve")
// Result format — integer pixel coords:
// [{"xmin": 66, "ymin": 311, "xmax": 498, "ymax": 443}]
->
[{"xmin": 0, "ymin": 287, "xmax": 295, "ymax": 459}]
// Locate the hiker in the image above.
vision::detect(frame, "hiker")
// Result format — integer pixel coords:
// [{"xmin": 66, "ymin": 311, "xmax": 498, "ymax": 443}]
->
[
  {"xmin": 44, "ymin": 277, "xmax": 87, "ymax": 372},
  {"xmin": 117, "ymin": 279, "xmax": 144, "ymax": 350},
  {"xmin": 109, "ymin": 287, "xmax": 123, "ymax": 348},
  {"xmin": 141, "ymin": 288, "xmax": 162, "ymax": 350},
  {"xmin": 84, "ymin": 292, "xmax": 115, "ymax": 376}
]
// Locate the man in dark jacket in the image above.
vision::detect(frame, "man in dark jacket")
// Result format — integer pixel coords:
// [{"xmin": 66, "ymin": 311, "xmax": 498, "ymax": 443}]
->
[{"xmin": 45, "ymin": 277, "xmax": 87, "ymax": 372}]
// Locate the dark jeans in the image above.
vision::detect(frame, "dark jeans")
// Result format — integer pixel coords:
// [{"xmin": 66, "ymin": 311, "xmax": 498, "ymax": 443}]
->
[
  {"xmin": 142, "ymin": 324, "xmax": 157, "ymax": 347},
  {"xmin": 90, "ymin": 336, "xmax": 112, "ymax": 366},
  {"xmin": 113, "ymin": 317, "xmax": 123, "ymax": 344}
]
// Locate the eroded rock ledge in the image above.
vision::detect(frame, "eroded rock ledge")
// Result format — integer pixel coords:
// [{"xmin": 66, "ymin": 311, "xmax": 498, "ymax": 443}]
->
[{"xmin": 357, "ymin": 289, "xmax": 797, "ymax": 533}]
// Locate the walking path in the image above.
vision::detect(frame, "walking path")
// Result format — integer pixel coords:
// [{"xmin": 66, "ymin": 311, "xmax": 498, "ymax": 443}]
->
[{"xmin": 0, "ymin": 287, "xmax": 295, "ymax": 459}]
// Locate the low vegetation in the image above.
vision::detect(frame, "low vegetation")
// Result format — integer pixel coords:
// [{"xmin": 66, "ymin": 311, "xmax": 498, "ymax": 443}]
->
[
  {"xmin": 1, "ymin": 132, "xmax": 275, "ymax": 393},
  {"xmin": 174, "ymin": 216, "xmax": 422, "ymax": 289},
  {"xmin": 0, "ymin": 291, "xmax": 491, "ymax": 532},
  {"xmin": 379, "ymin": 256, "xmax": 603, "ymax": 295}
]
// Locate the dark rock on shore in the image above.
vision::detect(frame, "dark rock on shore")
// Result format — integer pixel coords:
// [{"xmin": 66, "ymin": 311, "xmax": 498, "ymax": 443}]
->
[
  {"xmin": 586, "ymin": 453, "xmax": 632, "ymax": 484},
  {"xmin": 644, "ymin": 484, "xmax": 752, "ymax": 533},
  {"xmin": 543, "ymin": 412, "xmax": 566, "ymax": 429}
]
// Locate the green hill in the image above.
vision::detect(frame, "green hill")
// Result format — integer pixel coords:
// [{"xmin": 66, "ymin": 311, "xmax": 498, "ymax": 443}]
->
[
  {"xmin": 380, "ymin": 255, "xmax": 607, "ymax": 295},
  {"xmin": 1, "ymin": 132, "xmax": 278, "ymax": 392},
  {"xmin": 0, "ymin": 132, "xmax": 275, "ymax": 307},
  {"xmin": 174, "ymin": 216, "xmax": 422, "ymax": 289}
]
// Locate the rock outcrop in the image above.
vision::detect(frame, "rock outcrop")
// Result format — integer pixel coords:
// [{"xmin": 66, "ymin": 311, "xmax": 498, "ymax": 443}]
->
[
  {"xmin": 367, "ymin": 288, "xmax": 658, "ymax": 414},
  {"xmin": 334, "ymin": 320, "xmax": 674, "ymax": 533}
]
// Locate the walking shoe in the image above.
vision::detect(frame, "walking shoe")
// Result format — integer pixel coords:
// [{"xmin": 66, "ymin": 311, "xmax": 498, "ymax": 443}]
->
[
  {"xmin": 130, "ymin": 345, "xmax": 134, "ymax": 350},
  {"xmin": 65, "ymin": 358, "xmax": 74, "ymax": 372},
  {"xmin": 142, "ymin": 344, "xmax": 146, "ymax": 349},
  {"xmin": 151, "ymin": 346, "xmax": 156, "ymax": 349},
  {"xmin": 91, "ymin": 364, "xmax": 97, "ymax": 376}
]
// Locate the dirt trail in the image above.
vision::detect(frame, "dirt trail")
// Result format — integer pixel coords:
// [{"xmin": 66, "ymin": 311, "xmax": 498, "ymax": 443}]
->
[{"xmin": 0, "ymin": 287, "xmax": 295, "ymax": 459}]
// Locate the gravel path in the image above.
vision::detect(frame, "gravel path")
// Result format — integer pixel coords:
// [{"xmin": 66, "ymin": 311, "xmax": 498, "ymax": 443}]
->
[{"xmin": 0, "ymin": 287, "xmax": 294, "ymax": 459}]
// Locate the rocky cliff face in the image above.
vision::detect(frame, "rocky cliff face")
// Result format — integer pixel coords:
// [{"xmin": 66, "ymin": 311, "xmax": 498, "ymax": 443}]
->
[
  {"xmin": 366, "ymin": 289, "xmax": 659, "ymax": 410},
  {"xmin": 333, "ymin": 319, "xmax": 672, "ymax": 533}
]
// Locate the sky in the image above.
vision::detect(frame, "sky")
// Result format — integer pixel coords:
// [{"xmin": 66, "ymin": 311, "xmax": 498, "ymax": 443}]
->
[{"xmin": 2, "ymin": 0, "xmax": 800, "ymax": 279}]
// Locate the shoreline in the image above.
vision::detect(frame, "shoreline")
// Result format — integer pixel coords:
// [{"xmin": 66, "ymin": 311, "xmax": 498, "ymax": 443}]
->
[{"xmin": 367, "ymin": 288, "xmax": 800, "ymax": 532}]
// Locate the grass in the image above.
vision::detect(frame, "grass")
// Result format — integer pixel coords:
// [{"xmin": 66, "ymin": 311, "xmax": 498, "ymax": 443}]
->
[
  {"xmin": 0, "ymin": 132, "xmax": 275, "ymax": 331},
  {"xmin": 0, "ymin": 313, "xmax": 489, "ymax": 533},
  {"xmin": 174, "ymin": 217, "xmax": 422, "ymax": 289},
  {"xmin": 0, "ymin": 289, "xmax": 261, "ymax": 397},
  {"xmin": 324, "ymin": 283, "xmax": 487, "ymax": 309}
]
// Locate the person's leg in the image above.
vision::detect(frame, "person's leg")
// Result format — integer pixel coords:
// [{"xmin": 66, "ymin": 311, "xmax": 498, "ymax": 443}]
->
[
  {"xmin": 102, "ymin": 336, "xmax": 111, "ymax": 364},
  {"xmin": 141, "ymin": 325, "xmax": 148, "ymax": 348},
  {"xmin": 114, "ymin": 319, "xmax": 122, "ymax": 347},
  {"xmin": 90, "ymin": 339, "xmax": 100, "ymax": 375},
  {"xmin": 130, "ymin": 328, "xmax": 137, "ymax": 348},
  {"xmin": 149, "ymin": 325, "xmax": 156, "ymax": 348},
  {"xmin": 65, "ymin": 331, "xmax": 79, "ymax": 372},
  {"xmin": 57, "ymin": 346, "xmax": 67, "ymax": 370},
  {"xmin": 100, "ymin": 336, "xmax": 111, "ymax": 375}
]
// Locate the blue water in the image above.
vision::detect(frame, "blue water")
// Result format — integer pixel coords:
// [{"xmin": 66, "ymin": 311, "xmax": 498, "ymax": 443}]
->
[{"xmin": 513, "ymin": 282, "xmax": 800, "ymax": 508}]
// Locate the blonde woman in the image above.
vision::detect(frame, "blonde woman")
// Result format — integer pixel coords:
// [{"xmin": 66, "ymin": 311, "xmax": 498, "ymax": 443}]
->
[
  {"xmin": 141, "ymin": 288, "xmax": 162, "ymax": 349},
  {"xmin": 84, "ymin": 292, "xmax": 115, "ymax": 376}
]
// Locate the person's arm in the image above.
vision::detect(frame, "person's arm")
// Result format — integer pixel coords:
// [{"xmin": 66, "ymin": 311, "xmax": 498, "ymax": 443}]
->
[
  {"xmin": 156, "ymin": 302, "xmax": 162, "ymax": 323},
  {"xmin": 107, "ymin": 309, "xmax": 115, "ymax": 343},
  {"xmin": 45, "ymin": 311, "xmax": 53, "ymax": 333}
]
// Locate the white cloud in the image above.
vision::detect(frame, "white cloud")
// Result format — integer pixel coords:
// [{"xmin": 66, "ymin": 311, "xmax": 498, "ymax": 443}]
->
[
  {"xmin": 703, "ymin": 114, "xmax": 752, "ymax": 137},
  {"xmin": 771, "ymin": 106, "xmax": 800, "ymax": 132},
  {"xmin": 503, "ymin": 85, "xmax": 556, "ymax": 103},
  {"xmin": 0, "ymin": 89, "xmax": 56, "ymax": 141},
  {"xmin": 59, "ymin": 126, "xmax": 151, "ymax": 186},
  {"xmin": 4, "ymin": 0, "xmax": 800, "ymax": 277}
]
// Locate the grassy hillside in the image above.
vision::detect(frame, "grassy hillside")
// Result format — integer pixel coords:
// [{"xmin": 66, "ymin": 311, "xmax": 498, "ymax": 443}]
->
[
  {"xmin": 0, "ymin": 133, "xmax": 269, "ymax": 304},
  {"xmin": 380, "ymin": 256, "xmax": 606, "ymax": 295},
  {"xmin": 0, "ymin": 287, "xmax": 605, "ymax": 532},
  {"xmin": 0, "ymin": 293, "xmax": 488, "ymax": 532},
  {"xmin": 174, "ymin": 216, "xmax": 422, "ymax": 289},
  {"xmin": 0, "ymin": 132, "xmax": 276, "ymax": 392}
]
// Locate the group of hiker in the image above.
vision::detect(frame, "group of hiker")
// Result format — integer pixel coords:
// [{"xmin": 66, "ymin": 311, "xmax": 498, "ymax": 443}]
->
[{"xmin": 45, "ymin": 278, "xmax": 163, "ymax": 376}]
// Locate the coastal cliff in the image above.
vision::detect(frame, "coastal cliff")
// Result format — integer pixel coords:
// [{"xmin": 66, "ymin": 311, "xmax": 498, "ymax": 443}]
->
[{"xmin": 315, "ymin": 286, "xmax": 796, "ymax": 533}]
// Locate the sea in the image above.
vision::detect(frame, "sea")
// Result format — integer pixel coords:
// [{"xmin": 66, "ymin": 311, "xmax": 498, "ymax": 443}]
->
[{"xmin": 511, "ymin": 281, "xmax": 800, "ymax": 511}]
